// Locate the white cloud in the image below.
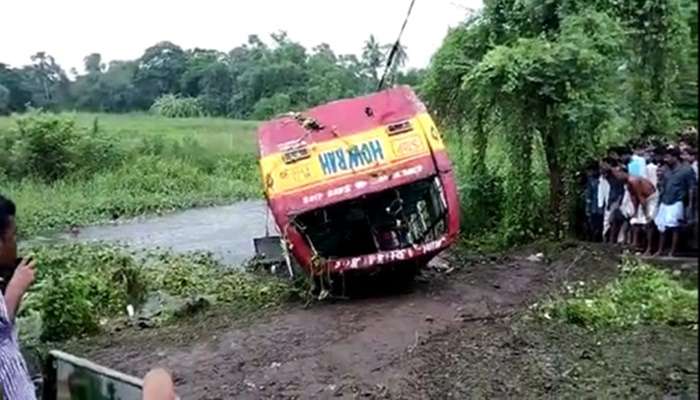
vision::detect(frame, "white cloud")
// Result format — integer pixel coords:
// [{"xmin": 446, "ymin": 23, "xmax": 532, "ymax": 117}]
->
[{"xmin": 1, "ymin": 0, "xmax": 482, "ymax": 73}]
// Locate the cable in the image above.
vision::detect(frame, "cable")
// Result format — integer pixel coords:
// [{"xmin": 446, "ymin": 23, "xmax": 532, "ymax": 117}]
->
[{"xmin": 377, "ymin": 0, "xmax": 417, "ymax": 91}]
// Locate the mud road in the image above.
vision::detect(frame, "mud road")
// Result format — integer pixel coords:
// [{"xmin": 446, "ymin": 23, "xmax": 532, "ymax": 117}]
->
[{"xmin": 67, "ymin": 243, "xmax": 697, "ymax": 399}]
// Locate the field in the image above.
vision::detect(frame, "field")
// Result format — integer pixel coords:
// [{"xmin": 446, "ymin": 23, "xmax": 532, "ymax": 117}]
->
[
  {"xmin": 0, "ymin": 112, "xmax": 260, "ymax": 155},
  {"xmin": 0, "ymin": 112, "xmax": 262, "ymax": 236}
]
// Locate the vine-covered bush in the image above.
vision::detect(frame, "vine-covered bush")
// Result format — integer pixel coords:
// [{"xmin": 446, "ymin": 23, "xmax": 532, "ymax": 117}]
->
[{"xmin": 423, "ymin": 0, "xmax": 692, "ymax": 246}]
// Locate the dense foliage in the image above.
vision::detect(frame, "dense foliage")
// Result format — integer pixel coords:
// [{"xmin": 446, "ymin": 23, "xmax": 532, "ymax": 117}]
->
[
  {"xmin": 18, "ymin": 243, "xmax": 295, "ymax": 342},
  {"xmin": 0, "ymin": 34, "xmax": 423, "ymax": 119},
  {"xmin": 424, "ymin": 0, "xmax": 696, "ymax": 245}
]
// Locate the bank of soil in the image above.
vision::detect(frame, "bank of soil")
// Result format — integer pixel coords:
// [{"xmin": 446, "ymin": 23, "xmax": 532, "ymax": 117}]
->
[{"xmin": 66, "ymin": 243, "xmax": 698, "ymax": 399}]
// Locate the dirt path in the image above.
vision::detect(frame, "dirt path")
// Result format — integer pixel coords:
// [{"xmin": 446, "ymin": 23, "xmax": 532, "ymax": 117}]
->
[{"xmin": 68, "ymin": 244, "xmax": 696, "ymax": 399}]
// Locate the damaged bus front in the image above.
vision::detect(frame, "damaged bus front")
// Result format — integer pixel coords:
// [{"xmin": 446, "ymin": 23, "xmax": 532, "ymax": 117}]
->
[{"xmin": 257, "ymin": 86, "xmax": 459, "ymax": 277}]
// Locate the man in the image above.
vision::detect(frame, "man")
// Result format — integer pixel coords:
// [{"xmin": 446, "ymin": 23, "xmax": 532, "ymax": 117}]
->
[
  {"xmin": 601, "ymin": 158, "xmax": 627, "ymax": 244},
  {"xmin": 584, "ymin": 163, "xmax": 604, "ymax": 241},
  {"xmin": 0, "ymin": 195, "xmax": 37, "ymax": 400},
  {"xmin": 628, "ymin": 142, "xmax": 647, "ymax": 178},
  {"xmin": 654, "ymin": 148, "xmax": 697, "ymax": 257},
  {"xmin": 681, "ymin": 147, "xmax": 698, "ymax": 251},
  {"xmin": 607, "ymin": 164, "xmax": 657, "ymax": 253}
]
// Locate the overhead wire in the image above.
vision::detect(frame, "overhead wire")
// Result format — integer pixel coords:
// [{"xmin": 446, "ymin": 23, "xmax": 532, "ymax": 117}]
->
[{"xmin": 376, "ymin": 0, "xmax": 417, "ymax": 91}]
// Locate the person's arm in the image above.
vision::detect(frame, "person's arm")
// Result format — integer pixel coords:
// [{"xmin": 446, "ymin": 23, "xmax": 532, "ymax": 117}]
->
[{"xmin": 4, "ymin": 258, "xmax": 35, "ymax": 321}]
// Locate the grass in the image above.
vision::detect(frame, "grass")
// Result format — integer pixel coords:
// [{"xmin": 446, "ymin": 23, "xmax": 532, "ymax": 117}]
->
[
  {"xmin": 539, "ymin": 258, "xmax": 698, "ymax": 329},
  {"xmin": 0, "ymin": 112, "xmax": 261, "ymax": 155},
  {"xmin": 3, "ymin": 156, "xmax": 260, "ymax": 237},
  {"xmin": 17, "ymin": 243, "xmax": 298, "ymax": 343},
  {"xmin": 0, "ymin": 112, "xmax": 263, "ymax": 236}
]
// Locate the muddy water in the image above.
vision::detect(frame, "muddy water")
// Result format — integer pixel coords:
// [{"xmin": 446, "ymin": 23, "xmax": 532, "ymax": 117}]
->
[{"xmin": 38, "ymin": 201, "xmax": 279, "ymax": 266}]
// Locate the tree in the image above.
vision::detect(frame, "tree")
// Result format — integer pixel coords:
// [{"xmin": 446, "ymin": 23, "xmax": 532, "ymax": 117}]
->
[
  {"xmin": 24, "ymin": 52, "xmax": 71, "ymax": 109},
  {"xmin": 425, "ymin": 0, "xmax": 637, "ymax": 243},
  {"xmin": 0, "ymin": 84, "xmax": 10, "ymax": 115},
  {"xmin": 615, "ymin": 0, "xmax": 690, "ymax": 135},
  {"xmin": 361, "ymin": 35, "xmax": 385, "ymax": 88},
  {"xmin": 0, "ymin": 63, "xmax": 33, "ymax": 112},
  {"xmin": 381, "ymin": 41, "xmax": 409, "ymax": 85},
  {"xmin": 83, "ymin": 53, "xmax": 104, "ymax": 75},
  {"xmin": 134, "ymin": 41, "xmax": 187, "ymax": 107}
]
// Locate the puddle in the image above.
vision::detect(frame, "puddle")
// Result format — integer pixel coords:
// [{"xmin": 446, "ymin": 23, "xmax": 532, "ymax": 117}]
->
[{"xmin": 27, "ymin": 201, "xmax": 279, "ymax": 266}]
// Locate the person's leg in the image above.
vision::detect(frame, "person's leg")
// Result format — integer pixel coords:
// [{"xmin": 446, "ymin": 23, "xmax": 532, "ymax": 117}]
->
[
  {"xmin": 654, "ymin": 230, "xmax": 666, "ymax": 256},
  {"xmin": 594, "ymin": 214, "xmax": 604, "ymax": 242},
  {"xmin": 643, "ymin": 224, "xmax": 654, "ymax": 256},
  {"xmin": 632, "ymin": 225, "xmax": 641, "ymax": 248},
  {"xmin": 669, "ymin": 228, "xmax": 680, "ymax": 257}
]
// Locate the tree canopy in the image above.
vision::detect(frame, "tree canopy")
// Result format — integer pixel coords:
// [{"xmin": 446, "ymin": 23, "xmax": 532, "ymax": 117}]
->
[{"xmin": 0, "ymin": 33, "xmax": 421, "ymax": 118}]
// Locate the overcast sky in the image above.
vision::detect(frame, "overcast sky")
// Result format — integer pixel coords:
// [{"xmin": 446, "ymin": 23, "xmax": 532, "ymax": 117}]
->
[{"xmin": 2, "ymin": 0, "xmax": 482, "ymax": 74}]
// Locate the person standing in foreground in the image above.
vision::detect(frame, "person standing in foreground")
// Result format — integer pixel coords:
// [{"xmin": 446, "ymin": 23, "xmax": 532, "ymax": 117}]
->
[
  {"xmin": 654, "ymin": 148, "xmax": 697, "ymax": 257},
  {"xmin": 0, "ymin": 195, "xmax": 37, "ymax": 400}
]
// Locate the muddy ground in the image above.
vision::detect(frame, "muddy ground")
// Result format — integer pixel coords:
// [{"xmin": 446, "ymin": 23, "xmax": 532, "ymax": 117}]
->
[{"xmin": 67, "ymin": 243, "xmax": 698, "ymax": 399}]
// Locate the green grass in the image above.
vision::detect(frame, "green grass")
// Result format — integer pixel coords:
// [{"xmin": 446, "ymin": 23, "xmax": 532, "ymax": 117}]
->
[
  {"xmin": 0, "ymin": 112, "xmax": 260, "ymax": 155},
  {"xmin": 17, "ymin": 243, "xmax": 297, "ymax": 343},
  {"xmin": 539, "ymin": 258, "xmax": 698, "ymax": 329}
]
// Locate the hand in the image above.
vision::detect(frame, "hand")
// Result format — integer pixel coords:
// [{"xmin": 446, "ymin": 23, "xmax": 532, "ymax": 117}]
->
[{"xmin": 8, "ymin": 257, "xmax": 36, "ymax": 295}]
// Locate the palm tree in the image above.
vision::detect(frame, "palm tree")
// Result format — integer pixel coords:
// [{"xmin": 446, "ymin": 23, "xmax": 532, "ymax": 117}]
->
[
  {"xmin": 362, "ymin": 35, "xmax": 384, "ymax": 85},
  {"xmin": 381, "ymin": 41, "xmax": 409, "ymax": 86}
]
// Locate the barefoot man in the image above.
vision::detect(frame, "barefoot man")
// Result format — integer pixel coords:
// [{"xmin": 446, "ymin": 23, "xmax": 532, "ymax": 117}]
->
[
  {"xmin": 654, "ymin": 148, "xmax": 697, "ymax": 257},
  {"xmin": 604, "ymin": 163, "xmax": 657, "ymax": 254}
]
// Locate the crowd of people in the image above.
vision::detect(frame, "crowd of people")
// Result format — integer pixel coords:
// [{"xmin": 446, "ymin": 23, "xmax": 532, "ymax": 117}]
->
[{"xmin": 582, "ymin": 129, "xmax": 698, "ymax": 257}]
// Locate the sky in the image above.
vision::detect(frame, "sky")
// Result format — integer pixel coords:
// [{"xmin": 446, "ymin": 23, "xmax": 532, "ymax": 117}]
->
[{"xmin": 1, "ymin": 0, "xmax": 482, "ymax": 75}]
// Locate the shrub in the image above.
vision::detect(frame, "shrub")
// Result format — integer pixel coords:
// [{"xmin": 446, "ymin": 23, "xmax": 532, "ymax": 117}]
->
[
  {"xmin": 0, "ymin": 111, "xmax": 121, "ymax": 181},
  {"xmin": 150, "ymin": 94, "xmax": 206, "ymax": 118},
  {"xmin": 39, "ymin": 271, "xmax": 102, "ymax": 341},
  {"xmin": 251, "ymin": 93, "xmax": 292, "ymax": 120}
]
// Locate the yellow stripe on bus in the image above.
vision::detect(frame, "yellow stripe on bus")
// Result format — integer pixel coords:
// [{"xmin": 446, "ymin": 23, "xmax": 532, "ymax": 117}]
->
[{"xmin": 259, "ymin": 112, "xmax": 444, "ymax": 197}]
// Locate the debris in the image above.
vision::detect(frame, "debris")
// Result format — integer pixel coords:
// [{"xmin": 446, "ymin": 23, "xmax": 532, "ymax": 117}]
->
[
  {"xmin": 270, "ymin": 362, "xmax": 281, "ymax": 369},
  {"xmin": 672, "ymin": 269, "xmax": 682, "ymax": 277},
  {"xmin": 425, "ymin": 315, "xmax": 434, "ymax": 322},
  {"xmin": 526, "ymin": 253, "xmax": 545, "ymax": 262}
]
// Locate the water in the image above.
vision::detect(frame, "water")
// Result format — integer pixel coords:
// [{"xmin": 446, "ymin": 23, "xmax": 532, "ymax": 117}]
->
[{"xmin": 30, "ymin": 201, "xmax": 279, "ymax": 266}]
